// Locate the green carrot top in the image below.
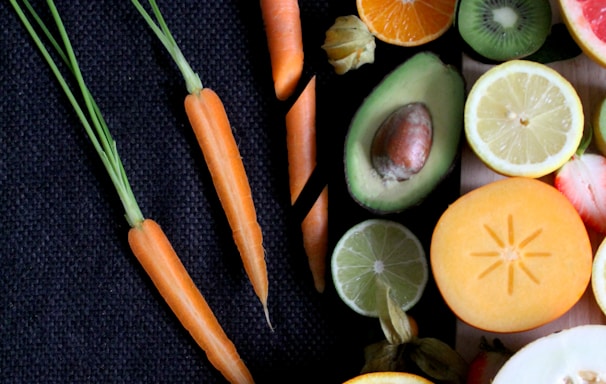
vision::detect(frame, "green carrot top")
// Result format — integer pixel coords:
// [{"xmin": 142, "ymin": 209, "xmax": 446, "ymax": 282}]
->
[
  {"xmin": 10, "ymin": 0, "xmax": 145, "ymax": 227},
  {"xmin": 130, "ymin": 0, "xmax": 203, "ymax": 94}
]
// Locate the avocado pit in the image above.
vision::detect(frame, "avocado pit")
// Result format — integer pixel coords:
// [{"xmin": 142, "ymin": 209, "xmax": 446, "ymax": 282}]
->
[{"xmin": 371, "ymin": 102, "xmax": 433, "ymax": 182}]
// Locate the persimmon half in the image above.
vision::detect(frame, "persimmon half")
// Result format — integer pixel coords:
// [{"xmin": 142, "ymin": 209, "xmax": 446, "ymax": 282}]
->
[{"xmin": 430, "ymin": 177, "xmax": 592, "ymax": 333}]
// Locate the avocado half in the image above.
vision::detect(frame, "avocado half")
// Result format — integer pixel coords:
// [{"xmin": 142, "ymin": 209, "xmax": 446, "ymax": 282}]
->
[{"xmin": 344, "ymin": 52, "xmax": 465, "ymax": 214}]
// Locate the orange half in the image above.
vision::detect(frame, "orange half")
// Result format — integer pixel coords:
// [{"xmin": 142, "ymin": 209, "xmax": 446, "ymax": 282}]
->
[
  {"xmin": 356, "ymin": 0, "xmax": 456, "ymax": 46},
  {"xmin": 343, "ymin": 371, "xmax": 434, "ymax": 384}
]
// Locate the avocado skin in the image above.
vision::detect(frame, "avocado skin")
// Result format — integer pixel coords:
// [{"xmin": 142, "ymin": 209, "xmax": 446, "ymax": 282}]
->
[{"xmin": 344, "ymin": 52, "xmax": 465, "ymax": 214}]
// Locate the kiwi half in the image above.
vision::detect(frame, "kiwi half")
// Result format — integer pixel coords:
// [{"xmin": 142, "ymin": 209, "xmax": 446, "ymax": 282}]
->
[{"xmin": 457, "ymin": 0, "xmax": 552, "ymax": 62}]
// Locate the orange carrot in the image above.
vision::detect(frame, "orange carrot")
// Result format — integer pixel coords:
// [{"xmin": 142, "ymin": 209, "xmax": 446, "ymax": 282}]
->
[
  {"xmin": 129, "ymin": 219, "xmax": 255, "ymax": 384},
  {"xmin": 10, "ymin": 1, "xmax": 257, "ymax": 382},
  {"xmin": 285, "ymin": 76, "xmax": 328, "ymax": 292},
  {"xmin": 260, "ymin": 0, "xmax": 304, "ymax": 101},
  {"xmin": 184, "ymin": 89, "xmax": 269, "ymax": 318},
  {"xmin": 131, "ymin": 0, "xmax": 271, "ymax": 327}
]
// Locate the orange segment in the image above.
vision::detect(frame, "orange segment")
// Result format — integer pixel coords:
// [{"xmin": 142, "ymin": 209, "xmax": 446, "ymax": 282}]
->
[
  {"xmin": 357, "ymin": 0, "xmax": 457, "ymax": 46},
  {"xmin": 430, "ymin": 177, "xmax": 592, "ymax": 333}
]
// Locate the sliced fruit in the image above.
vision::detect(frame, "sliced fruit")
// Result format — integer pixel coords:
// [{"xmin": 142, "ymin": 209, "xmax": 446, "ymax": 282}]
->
[
  {"xmin": 492, "ymin": 325, "xmax": 606, "ymax": 383},
  {"xmin": 559, "ymin": 0, "xmax": 606, "ymax": 68},
  {"xmin": 465, "ymin": 59, "xmax": 584, "ymax": 178},
  {"xmin": 344, "ymin": 52, "xmax": 465, "ymax": 214},
  {"xmin": 457, "ymin": 0, "xmax": 552, "ymax": 61},
  {"xmin": 331, "ymin": 219, "xmax": 428, "ymax": 317},
  {"xmin": 555, "ymin": 152, "xmax": 606, "ymax": 234},
  {"xmin": 343, "ymin": 371, "xmax": 434, "ymax": 384},
  {"xmin": 593, "ymin": 96, "xmax": 606, "ymax": 156},
  {"xmin": 356, "ymin": 0, "xmax": 457, "ymax": 46},
  {"xmin": 592, "ymin": 236, "xmax": 606, "ymax": 317},
  {"xmin": 430, "ymin": 177, "xmax": 592, "ymax": 333}
]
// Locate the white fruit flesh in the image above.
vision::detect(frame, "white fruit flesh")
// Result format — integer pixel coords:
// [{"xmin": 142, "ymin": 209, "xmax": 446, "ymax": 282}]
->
[{"xmin": 493, "ymin": 325, "xmax": 606, "ymax": 383}]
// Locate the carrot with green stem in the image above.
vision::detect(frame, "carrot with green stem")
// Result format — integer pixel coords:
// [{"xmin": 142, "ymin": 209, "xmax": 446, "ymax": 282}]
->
[
  {"xmin": 9, "ymin": 1, "xmax": 255, "ymax": 382},
  {"xmin": 285, "ymin": 76, "xmax": 328, "ymax": 293},
  {"xmin": 130, "ymin": 0, "xmax": 271, "ymax": 328},
  {"xmin": 260, "ymin": 0, "xmax": 304, "ymax": 101}
]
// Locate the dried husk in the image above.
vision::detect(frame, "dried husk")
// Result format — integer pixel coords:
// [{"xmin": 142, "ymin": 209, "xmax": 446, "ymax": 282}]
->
[
  {"xmin": 407, "ymin": 337, "xmax": 468, "ymax": 383},
  {"xmin": 362, "ymin": 284, "xmax": 468, "ymax": 383},
  {"xmin": 361, "ymin": 340, "xmax": 406, "ymax": 373},
  {"xmin": 378, "ymin": 283, "xmax": 415, "ymax": 345},
  {"xmin": 321, "ymin": 15, "xmax": 375, "ymax": 74}
]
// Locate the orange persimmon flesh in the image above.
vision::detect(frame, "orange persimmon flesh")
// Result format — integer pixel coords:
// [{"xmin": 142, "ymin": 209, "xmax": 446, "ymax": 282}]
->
[{"xmin": 430, "ymin": 177, "xmax": 592, "ymax": 333}]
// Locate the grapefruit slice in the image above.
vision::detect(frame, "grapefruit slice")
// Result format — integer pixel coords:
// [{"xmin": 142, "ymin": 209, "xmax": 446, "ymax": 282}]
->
[
  {"xmin": 559, "ymin": 0, "xmax": 606, "ymax": 67},
  {"xmin": 430, "ymin": 177, "xmax": 592, "ymax": 333}
]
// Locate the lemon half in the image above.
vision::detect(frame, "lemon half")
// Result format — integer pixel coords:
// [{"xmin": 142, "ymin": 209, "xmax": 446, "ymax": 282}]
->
[{"xmin": 465, "ymin": 60, "xmax": 584, "ymax": 178}]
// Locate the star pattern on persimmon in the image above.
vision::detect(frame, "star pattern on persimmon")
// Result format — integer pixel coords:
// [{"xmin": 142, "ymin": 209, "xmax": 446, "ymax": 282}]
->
[{"xmin": 470, "ymin": 214, "xmax": 551, "ymax": 295}]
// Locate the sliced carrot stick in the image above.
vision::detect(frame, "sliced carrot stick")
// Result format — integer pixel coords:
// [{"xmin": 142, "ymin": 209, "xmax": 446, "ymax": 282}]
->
[
  {"xmin": 129, "ymin": 219, "xmax": 255, "ymax": 384},
  {"xmin": 9, "ymin": 1, "xmax": 257, "ymax": 382},
  {"xmin": 131, "ymin": 0, "xmax": 271, "ymax": 328},
  {"xmin": 260, "ymin": 0, "xmax": 304, "ymax": 101},
  {"xmin": 285, "ymin": 76, "xmax": 328, "ymax": 292},
  {"xmin": 184, "ymin": 89, "xmax": 269, "ymax": 323},
  {"xmin": 301, "ymin": 187, "xmax": 328, "ymax": 292}
]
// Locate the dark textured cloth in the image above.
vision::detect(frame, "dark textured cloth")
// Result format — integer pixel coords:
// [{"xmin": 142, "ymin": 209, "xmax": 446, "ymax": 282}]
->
[{"xmin": 1, "ymin": 1, "xmax": 460, "ymax": 383}]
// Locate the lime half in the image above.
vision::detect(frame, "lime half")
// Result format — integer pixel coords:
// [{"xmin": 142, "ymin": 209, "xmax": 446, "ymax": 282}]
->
[{"xmin": 331, "ymin": 219, "xmax": 428, "ymax": 317}]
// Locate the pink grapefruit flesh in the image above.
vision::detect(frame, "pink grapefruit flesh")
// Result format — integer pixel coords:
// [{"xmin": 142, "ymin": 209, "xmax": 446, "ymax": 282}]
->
[{"xmin": 559, "ymin": 0, "xmax": 606, "ymax": 67}]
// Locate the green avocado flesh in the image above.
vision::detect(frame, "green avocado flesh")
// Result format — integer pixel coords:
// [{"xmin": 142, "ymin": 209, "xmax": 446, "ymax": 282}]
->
[{"xmin": 344, "ymin": 52, "xmax": 465, "ymax": 213}]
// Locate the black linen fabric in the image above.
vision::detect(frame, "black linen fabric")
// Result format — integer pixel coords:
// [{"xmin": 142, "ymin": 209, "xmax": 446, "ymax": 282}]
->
[{"xmin": 1, "ymin": 1, "xmax": 460, "ymax": 383}]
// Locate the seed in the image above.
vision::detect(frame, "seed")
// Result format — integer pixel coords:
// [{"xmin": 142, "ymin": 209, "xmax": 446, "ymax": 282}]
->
[
  {"xmin": 581, "ymin": 370, "xmax": 606, "ymax": 383},
  {"xmin": 370, "ymin": 102, "xmax": 433, "ymax": 182}
]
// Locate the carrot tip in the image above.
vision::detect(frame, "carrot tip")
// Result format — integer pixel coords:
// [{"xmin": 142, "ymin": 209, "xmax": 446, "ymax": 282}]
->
[
  {"xmin": 263, "ymin": 303, "xmax": 274, "ymax": 331},
  {"xmin": 313, "ymin": 277, "xmax": 325, "ymax": 294}
]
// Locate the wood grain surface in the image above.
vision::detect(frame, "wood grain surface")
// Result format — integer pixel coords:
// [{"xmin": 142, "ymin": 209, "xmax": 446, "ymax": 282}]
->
[{"xmin": 456, "ymin": 0, "xmax": 606, "ymax": 362}]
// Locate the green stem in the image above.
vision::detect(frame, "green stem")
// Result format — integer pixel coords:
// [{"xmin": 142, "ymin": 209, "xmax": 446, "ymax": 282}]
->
[
  {"xmin": 576, "ymin": 123, "xmax": 593, "ymax": 156},
  {"xmin": 10, "ymin": 0, "xmax": 145, "ymax": 227},
  {"xmin": 131, "ymin": 0, "xmax": 203, "ymax": 94}
]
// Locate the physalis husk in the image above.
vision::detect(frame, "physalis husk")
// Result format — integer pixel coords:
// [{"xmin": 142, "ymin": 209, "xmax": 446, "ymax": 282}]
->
[{"xmin": 321, "ymin": 15, "xmax": 375, "ymax": 75}]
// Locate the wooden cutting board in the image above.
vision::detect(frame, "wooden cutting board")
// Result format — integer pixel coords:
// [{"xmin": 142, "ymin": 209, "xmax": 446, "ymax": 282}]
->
[{"xmin": 456, "ymin": 0, "xmax": 606, "ymax": 362}]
